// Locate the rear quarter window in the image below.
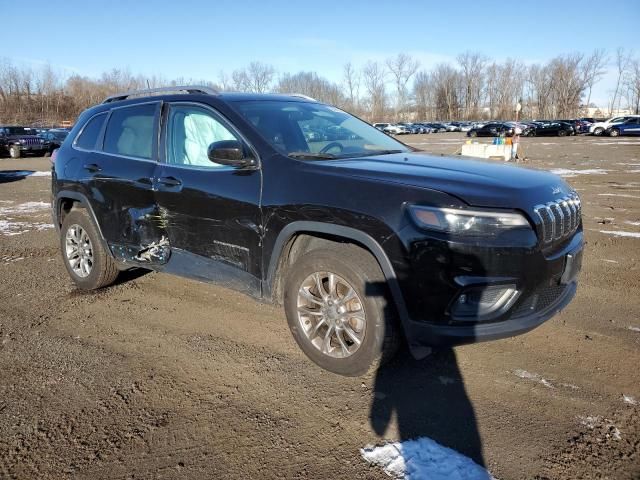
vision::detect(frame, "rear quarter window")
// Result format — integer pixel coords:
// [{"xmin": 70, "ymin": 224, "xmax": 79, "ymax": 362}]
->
[{"xmin": 75, "ymin": 113, "xmax": 107, "ymax": 150}]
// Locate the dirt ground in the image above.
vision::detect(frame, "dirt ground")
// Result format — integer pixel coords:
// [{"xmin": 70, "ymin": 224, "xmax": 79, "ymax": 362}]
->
[{"xmin": 0, "ymin": 133, "xmax": 639, "ymax": 479}]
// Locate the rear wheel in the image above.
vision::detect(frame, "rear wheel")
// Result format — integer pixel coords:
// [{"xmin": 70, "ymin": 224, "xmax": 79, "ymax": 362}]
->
[
  {"xmin": 469, "ymin": 131, "xmax": 478, "ymax": 137},
  {"xmin": 284, "ymin": 245, "xmax": 400, "ymax": 376},
  {"xmin": 9, "ymin": 145, "xmax": 21, "ymax": 159},
  {"xmin": 60, "ymin": 209, "xmax": 119, "ymax": 290}
]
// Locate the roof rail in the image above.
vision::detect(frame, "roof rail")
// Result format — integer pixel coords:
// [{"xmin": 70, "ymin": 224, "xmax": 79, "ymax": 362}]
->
[
  {"xmin": 287, "ymin": 93, "xmax": 317, "ymax": 102},
  {"xmin": 102, "ymin": 85, "xmax": 219, "ymax": 104}
]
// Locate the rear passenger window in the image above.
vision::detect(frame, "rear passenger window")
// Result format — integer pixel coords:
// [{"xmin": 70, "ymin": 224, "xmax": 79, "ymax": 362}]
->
[
  {"xmin": 103, "ymin": 104, "xmax": 157, "ymax": 159},
  {"xmin": 75, "ymin": 113, "xmax": 107, "ymax": 150}
]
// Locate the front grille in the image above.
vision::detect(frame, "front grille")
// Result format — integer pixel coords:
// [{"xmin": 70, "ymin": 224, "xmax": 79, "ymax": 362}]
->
[
  {"xmin": 533, "ymin": 193, "xmax": 581, "ymax": 244},
  {"xmin": 23, "ymin": 137, "xmax": 42, "ymax": 146}
]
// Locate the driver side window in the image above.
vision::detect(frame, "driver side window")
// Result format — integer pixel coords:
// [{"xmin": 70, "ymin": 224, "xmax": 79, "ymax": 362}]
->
[{"xmin": 166, "ymin": 105, "xmax": 237, "ymax": 168}]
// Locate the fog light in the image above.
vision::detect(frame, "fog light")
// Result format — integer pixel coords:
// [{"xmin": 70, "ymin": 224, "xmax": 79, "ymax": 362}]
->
[{"xmin": 451, "ymin": 284, "xmax": 519, "ymax": 321}]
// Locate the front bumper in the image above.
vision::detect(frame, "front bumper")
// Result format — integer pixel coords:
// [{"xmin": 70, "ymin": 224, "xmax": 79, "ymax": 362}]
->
[
  {"xmin": 390, "ymin": 224, "xmax": 583, "ymax": 351},
  {"xmin": 404, "ymin": 280, "xmax": 576, "ymax": 348}
]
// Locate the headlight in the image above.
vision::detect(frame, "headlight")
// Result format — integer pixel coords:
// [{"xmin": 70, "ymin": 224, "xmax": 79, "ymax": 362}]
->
[{"xmin": 409, "ymin": 205, "xmax": 531, "ymax": 237}]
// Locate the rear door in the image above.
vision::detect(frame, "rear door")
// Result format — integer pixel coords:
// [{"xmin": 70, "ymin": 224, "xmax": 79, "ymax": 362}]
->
[
  {"xmin": 78, "ymin": 102, "xmax": 165, "ymax": 261},
  {"xmin": 154, "ymin": 102, "xmax": 262, "ymax": 290}
]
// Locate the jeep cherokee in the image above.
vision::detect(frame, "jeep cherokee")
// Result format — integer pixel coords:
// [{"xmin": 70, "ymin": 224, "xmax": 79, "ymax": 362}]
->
[{"xmin": 52, "ymin": 86, "xmax": 583, "ymax": 376}]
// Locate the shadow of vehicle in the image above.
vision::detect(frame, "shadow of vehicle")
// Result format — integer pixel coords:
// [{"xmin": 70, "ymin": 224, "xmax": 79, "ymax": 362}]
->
[
  {"xmin": 0, "ymin": 170, "xmax": 35, "ymax": 184},
  {"xmin": 367, "ymin": 237, "xmax": 488, "ymax": 467},
  {"xmin": 369, "ymin": 348, "xmax": 484, "ymax": 466}
]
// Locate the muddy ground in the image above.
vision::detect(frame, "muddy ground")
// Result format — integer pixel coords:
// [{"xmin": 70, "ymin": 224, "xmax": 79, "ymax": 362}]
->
[{"xmin": 0, "ymin": 133, "xmax": 639, "ymax": 479}]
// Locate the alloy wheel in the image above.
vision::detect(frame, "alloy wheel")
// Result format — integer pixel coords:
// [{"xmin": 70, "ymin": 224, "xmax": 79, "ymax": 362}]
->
[
  {"xmin": 65, "ymin": 224, "xmax": 93, "ymax": 278},
  {"xmin": 296, "ymin": 271, "xmax": 366, "ymax": 358}
]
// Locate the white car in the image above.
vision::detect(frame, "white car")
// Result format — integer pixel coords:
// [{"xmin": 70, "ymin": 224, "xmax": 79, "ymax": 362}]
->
[
  {"xmin": 384, "ymin": 124, "xmax": 410, "ymax": 135},
  {"xmin": 589, "ymin": 115, "xmax": 640, "ymax": 136}
]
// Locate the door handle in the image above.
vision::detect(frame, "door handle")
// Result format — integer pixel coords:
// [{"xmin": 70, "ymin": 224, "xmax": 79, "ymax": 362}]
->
[
  {"xmin": 83, "ymin": 163, "xmax": 101, "ymax": 173},
  {"xmin": 157, "ymin": 176, "xmax": 182, "ymax": 188}
]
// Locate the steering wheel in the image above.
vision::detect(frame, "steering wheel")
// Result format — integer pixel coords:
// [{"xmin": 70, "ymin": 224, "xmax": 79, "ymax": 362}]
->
[{"xmin": 320, "ymin": 142, "xmax": 344, "ymax": 154}]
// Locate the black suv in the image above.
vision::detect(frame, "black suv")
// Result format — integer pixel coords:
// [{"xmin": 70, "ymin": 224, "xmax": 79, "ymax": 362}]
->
[
  {"xmin": 0, "ymin": 126, "xmax": 47, "ymax": 158},
  {"xmin": 52, "ymin": 86, "xmax": 583, "ymax": 376}
]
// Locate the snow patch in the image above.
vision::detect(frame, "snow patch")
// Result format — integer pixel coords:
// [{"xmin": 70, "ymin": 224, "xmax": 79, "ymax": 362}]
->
[
  {"xmin": 0, "ymin": 220, "xmax": 54, "ymax": 236},
  {"xmin": 361, "ymin": 438, "xmax": 495, "ymax": 480},
  {"xmin": 599, "ymin": 230, "xmax": 640, "ymax": 238},
  {"xmin": 513, "ymin": 369, "xmax": 554, "ymax": 388},
  {"xmin": 0, "ymin": 201, "xmax": 50, "ymax": 215},
  {"xmin": 600, "ymin": 259, "xmax": 619, "ymax": 263},
  {"xmin": 622, "ymin": 395, "xmax": 638, "ymax": 406},
  {"xmin": 597, "ymin": 193, "xmax": 640, "ymax": 199},
  {"xmin": 578, "ymin": 415, "xmax": 621, "ymax": 440},
  {"xmin": 628, "ymin": 326, "xmax": 640, "ymax": 332},
  {"xmin": 1, "ymin": 255, "xmax": 24, "ymax": 264},
  {"xmin": 624, "ymin": 221, "xmax": 640, "ymax": 226},
  {"xmin": 550, "ymin": 168, "xmax": 608, "ymax": 177},
  {"xmin": 30, "ymin": 170, "xmax": 52, "ymax": 177}
]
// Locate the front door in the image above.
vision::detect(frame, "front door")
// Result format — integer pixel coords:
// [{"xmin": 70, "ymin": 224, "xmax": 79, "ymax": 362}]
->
[{"xmin": 154, "ymin": 102, "xmax": 262, "ymax": 292}]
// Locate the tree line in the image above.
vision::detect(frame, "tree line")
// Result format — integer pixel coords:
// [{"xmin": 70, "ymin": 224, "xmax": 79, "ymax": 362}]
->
[{"xmin": 1, "ymin": 48, "xmax": 638, "ymax": 126}]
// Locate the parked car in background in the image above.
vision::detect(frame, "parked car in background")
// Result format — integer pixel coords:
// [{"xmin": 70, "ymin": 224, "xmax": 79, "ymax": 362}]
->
[
  {"xmin": 606, "ymin": 117, "xmax": 640, "ymax": 136},
  {"xmin": 467, "ymin": 122, "xmax": 516, "ymax": 137},
  {"xmin": 425, "ymin": 123, "xmax": 447, "ymax": 133},
  {"xmin": 39, "ymin": 129, "xmax": 69, "ymax": 156},
  {"xmin": 373, "ymin": 123, "xmax": 390, "ymax": 131},
  {"xmin": 385, "ymin": 124, "xmax": 410, "ymax": 135},
  {"xmin": 0, "ymin": 126, "xmax": 47, "ymax": 158},
  {"xmin": 589, "ymin": 115, "xmax": 640, "ymax": 136},
  {"xmin": 529, "ymin": 121, "xmax": 574, "ymax": 137}
]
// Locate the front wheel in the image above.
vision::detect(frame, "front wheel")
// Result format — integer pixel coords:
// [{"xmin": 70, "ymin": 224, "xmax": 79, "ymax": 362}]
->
[
  {"xmin": 60, "ymin": 209, "xmax": 119, "ymax": 290},
  {"xmin": 593, "ymin": 127, "xmax": 604, "ymax": 136},
  {"xmin": 9, "ymin": 145, "xmax": 21, "ymax": 159},
  {"xmin": 608, "ymin": 128, "xmax": 620, "ymax": 137},
  {"xmin": 558, "ymin": 130, "xmax": 567, "ymax": 137},
  {"xmin": 469, "ymin": 131, "xmax": 478, "ymax": 137},
  {"xmin": 284, "ymin": 246, "xmax": 400, "ymax": 376}
]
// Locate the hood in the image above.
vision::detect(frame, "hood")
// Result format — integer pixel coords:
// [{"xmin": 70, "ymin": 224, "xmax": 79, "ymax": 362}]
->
[{"xmin": 317, "ymin": 152, "xmax": 572, "ymax": 210}]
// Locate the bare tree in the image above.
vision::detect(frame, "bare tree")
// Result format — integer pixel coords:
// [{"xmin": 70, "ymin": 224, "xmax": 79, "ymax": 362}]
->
[
  {"xmin": 276, "ymin": 71, "xmax": 344, "ymax": 105},
  {"xmin": 342, "ymin": 62, "xmax": 360, "ymax": 113},
  {"xmin": 610, "ymin": 47, "xmax": 632, "ymax": 115},
  {"xmin": 362, "ymin": 61, "xmax": 387, "ymax": 121},
  {"xmin": 385, "ymin": 53, "xmax": 419, "ymax": 121},
  {"xmin": 581, "ymin": 49, "xmax": 608, "ymax": 111},
  {"xmin": 457, "ymin": 52, "xmax": 487, "ymax": 120},
  {"xmin": 231, "ymin": 62, "xmax": 275, "ymax": 93},
  {"xmin": 624, "ymin": 57, "xmax": 640, "ymax": 114}
]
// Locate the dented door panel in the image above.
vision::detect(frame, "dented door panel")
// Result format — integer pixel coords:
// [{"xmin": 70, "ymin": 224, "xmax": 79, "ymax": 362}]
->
[{"xmin": 153, "ymin": 164, "xmax": 262, "ymax": 276}]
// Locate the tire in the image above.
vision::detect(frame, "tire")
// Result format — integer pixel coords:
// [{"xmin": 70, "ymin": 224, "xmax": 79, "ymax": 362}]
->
[
  {"xmin": 60, "ymin": 209, "xmax": 119, "ymax": 290},
  {"xmin": 609, "ymin": 128, "xmax": 620, "ymax": 137},
  {"xmin": 558, "ymin": 130, "xmax": 567, "ymax": 137},
  {"xmin": 283, "ymin": 245, "xmax": 400, "ymax": 376},
  {"xmin": 9, "ymin": 145, "xmax": 21, "ymax": 159},
  {"xmin": 469, "ymin": 131, "xmax": 478, "ymax": 137},
  {"xmin": 44, "ymin": 151, "xmax": 51, "ymax": 158},
  {"xmin": 593, "ymin": 127, "xmax": 604, "ymax": 136}
]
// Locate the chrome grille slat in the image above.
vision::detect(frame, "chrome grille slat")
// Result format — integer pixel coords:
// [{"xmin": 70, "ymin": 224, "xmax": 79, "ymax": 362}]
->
[{"xmin": 533, "ymin": 193, "xmax": 581, "ymax": 245}]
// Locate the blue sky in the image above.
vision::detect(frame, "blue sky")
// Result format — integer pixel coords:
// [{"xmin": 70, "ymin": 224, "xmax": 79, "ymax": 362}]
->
[{"xmin": 3, "ymin": 0, "xmax": 638, "ymax": 105}]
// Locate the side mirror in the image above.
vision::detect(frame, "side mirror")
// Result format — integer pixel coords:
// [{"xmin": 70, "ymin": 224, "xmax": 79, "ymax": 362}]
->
[{"xmin": 207, "ymin": 140, "xmax": 256, "ymax": 168}]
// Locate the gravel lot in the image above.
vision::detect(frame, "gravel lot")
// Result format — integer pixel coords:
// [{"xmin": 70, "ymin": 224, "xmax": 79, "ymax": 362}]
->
[{"xmin": 1, "ymin": 133, "xmax": 639, "ymax": 479}]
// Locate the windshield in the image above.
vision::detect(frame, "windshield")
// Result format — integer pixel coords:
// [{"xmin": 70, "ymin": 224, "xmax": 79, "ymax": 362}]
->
[{"xmin": 233, "ymin": 100, "xmax": 410, "ymax": 159}]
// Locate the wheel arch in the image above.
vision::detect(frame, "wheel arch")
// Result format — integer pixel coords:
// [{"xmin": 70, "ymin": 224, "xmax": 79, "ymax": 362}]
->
[
  {"xmin": 264, "ymin": 221, "xmax": 410, "ymax": 325},
  {"xmin": 54, "ymin": 190, "xmax": 114, "ymax": 258}
]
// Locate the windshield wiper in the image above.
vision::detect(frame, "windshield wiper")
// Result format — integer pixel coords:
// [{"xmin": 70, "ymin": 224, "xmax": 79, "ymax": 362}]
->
[
  {"xmin": 288, "ymin": 151, "xmax": 338, "ymax": 160},
  {"xmin": 351, "ymin": 149, "xmax": 405, "ymax": 157}
]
